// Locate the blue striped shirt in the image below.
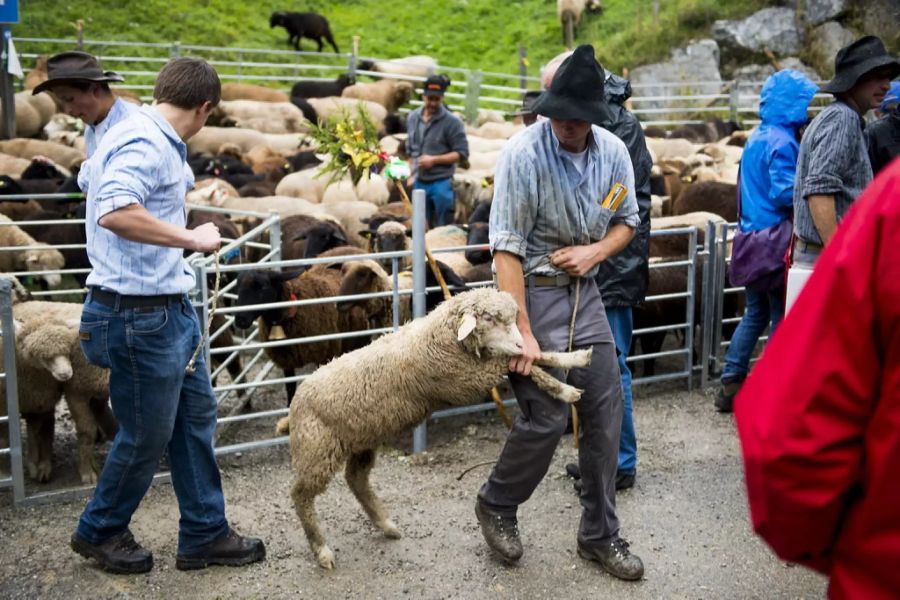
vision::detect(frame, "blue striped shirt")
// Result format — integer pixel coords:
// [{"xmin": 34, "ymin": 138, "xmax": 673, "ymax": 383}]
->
[
  {"xmin": 83, "ymin": 105, "xmax": 196, "ymax": 295},
  {"xmin": 85, "ymin": 97, "xmax": 140, "ymax": 157},
  {"xmin": 489, "ymin": 120, "xmax": 638, "ymax": 278}
]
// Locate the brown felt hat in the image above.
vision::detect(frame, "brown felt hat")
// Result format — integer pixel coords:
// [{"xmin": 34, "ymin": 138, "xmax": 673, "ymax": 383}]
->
[{"xmin": 32, "ymin": 51, "xmax": 124, "ymax": 95}]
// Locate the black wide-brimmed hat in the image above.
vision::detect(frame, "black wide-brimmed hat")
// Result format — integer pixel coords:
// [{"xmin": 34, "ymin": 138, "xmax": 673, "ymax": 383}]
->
[
  {"xmin": 530, "ymin": 44, "xmax": 612, "ymax": 125},
  {"xmin": 33, "ymin": 51, "xmax": 124, "ymax": 95},
  {"xmin": 820, "ymin": 36, "xmax": 900, "ymax": 95}
]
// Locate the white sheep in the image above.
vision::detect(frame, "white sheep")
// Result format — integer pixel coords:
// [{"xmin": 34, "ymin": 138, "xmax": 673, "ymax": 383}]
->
[
  {"xmin": 425, "ymin": 224, "xmax": 473, "ymax": 277},
  {"xmin": 305, "ymin": 97, "xmax": 388, "ymax": 131},
  {"xmin": 275, "ymin": 169, "xmax": 327, "ymax": 202},
  {"xmin": 187, "ymin": 126, "xmax": 268, "ymax": 155},
  {"xmin": 0, "ymin": 138, "xmax": 84, "ymax": 170},
  {"xmin": 364, "ymin": 55, "xmax": 438, "ymax": 79},
  {"xmin": 1, "ymin": 301, "xmax": 115, "ymax": 484},
  {"xmin": 320, "ymin": 199, "xmax": 380, "ymax": 249},
  {"xmin": 355, "ymin": 173, "xmax": 390, "ymax": 206},
  {"xmin": 214, "ymin": 100, "xmax": 311, "ymax": 134},
  {"xmin": 275, "ymin": 287, "xmax": 591, "ymax": 569},
  {"xmin": 0, "ymin": 214, "xmax": 66, "ymax": 288}
]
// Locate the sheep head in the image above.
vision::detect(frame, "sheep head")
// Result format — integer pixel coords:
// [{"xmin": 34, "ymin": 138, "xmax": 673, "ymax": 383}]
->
[
  {"xmin": 18, "ymin": 320, "xmax": 75, "ymax": 382},
  {"xmin": 22, "ymin": 245, "xmax": 65, "ymax": 288},
  {"xmin": 234, "ymin": 269, "xmax": 303, "ymax": 330},
  {"xmin": 452, "ymin": 289, "xmax": 523, "ymax": 359}
]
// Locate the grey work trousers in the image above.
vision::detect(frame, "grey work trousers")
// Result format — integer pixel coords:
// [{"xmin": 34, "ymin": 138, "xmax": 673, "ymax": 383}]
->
[{"xmin": 479, "ymin": 278, "xmax": 624, "ymax": 545}]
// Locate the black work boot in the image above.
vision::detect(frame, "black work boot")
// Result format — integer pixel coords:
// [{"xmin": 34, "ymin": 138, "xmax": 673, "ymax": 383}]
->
[
  {"xmin": 715, "ymin": 378, "xmax": 743, "ymax": 413},
  {"xmin": 475, "ymin": 499, "xmax": 523, "ymax": 563},
  {"xmin": 578, "ymin": 536, "xmax": 644, "ymax": 581},
  {"xmin": 71, "ymin": 529, "xmax": 153, "ymax": 574},
  {"xmin": 175, "ymin": 528, "xmax": 266, "ymax": 571},
  {"xmin": 615, "ymin": 471, "xmax": 636, "ymax": 491}
]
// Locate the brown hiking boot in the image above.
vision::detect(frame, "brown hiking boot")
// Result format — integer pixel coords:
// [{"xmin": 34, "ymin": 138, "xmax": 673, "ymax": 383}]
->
[
  {"xmin": 578, "ymin": 537, "xmax": 644, "ymax": 581},
  {"xmin": 175, "ymin": 528, "xmax": 266, "ymax": 571},
  {"xmin": 71, "ymin": 529, "xmax": 153, "ymax": 574},
  {"xmin": 475, "ymin": 499, "xmax": 523, "ymax": 563}
]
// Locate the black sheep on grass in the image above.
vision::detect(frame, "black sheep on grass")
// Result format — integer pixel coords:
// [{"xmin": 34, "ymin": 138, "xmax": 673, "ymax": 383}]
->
[{"xmin": 270, "ymin": 11, "xmax": 339, "ymax": 53}]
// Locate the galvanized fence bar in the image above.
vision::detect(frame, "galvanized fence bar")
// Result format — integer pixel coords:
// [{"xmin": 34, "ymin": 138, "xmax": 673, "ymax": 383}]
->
[{"xmin": 0, "ymin": 278, "xmax": 25, "ymax": 504}]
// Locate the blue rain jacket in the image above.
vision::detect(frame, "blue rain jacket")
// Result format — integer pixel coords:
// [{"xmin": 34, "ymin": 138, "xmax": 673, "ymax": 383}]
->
[{"xmin": 739, "ymin": 70, "xmax": 818, "ymax": 232}]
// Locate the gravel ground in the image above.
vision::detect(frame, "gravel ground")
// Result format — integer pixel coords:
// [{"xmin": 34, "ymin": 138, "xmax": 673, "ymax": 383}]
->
[{"xmin": 0, "ymin": 383, "xmax": 827, "ymax": 600}]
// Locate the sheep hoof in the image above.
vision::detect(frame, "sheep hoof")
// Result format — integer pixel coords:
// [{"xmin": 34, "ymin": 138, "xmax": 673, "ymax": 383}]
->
[
  {"xmin": 34, "ymin": 462, "xmax": 52, "ymax": 483},
  {"xmin": 557, "ymin": 385, "xmax": 583, "ymax": 405},
  {"xmin": 381, "ymin": 520, "xmax": 402, "ymax": 539},
  {"xmin": 571, "ymin": 347, "xmax": 593, "ymax": 367},
  {"xmin": 317, "ymin": 546, "xmax": 336, "ymax": 570}
]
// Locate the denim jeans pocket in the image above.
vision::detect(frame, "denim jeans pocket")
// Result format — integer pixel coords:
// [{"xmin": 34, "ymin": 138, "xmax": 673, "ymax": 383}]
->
[
  {"xmin": 79, "ymin": 319, "xmax": 111, "ymax": 369},
  {"xmin": 130, "ymin": 308, "xmax": 169, "ymax": 335}
]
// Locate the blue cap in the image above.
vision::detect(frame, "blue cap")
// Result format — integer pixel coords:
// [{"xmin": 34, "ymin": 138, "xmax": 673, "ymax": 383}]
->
[{"xmin": 882, "ymin": 81, "xmax": 900, "ymax": 112}]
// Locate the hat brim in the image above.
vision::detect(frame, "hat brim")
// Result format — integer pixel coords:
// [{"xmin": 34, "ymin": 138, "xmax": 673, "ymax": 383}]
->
[
  {"xmin": 820, "ymin": 56, "xmax": 900, "ymax": 94},
  {"xmin": 530, "ymin": 90, "xmax": 614, "ymax": 126},
  {"xmin": 33, "ymin": 71, "xmax": 125, "ymax": 95}
]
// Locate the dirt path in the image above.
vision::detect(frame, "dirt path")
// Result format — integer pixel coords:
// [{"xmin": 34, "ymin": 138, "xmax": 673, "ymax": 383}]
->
[{"xmin": 0, "ymin": 386, "xmax": 826, "ymax": 599}]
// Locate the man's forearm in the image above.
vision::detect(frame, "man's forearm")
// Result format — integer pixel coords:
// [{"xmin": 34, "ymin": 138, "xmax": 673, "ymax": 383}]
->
[
  {"xmin": 494, "ymin": 251, "xmax": 531, "ymax": 335},
  {"xmin": 99, "ymin": 203, "xmax": 198, "ymax": 251},
  {"xmin": 594, "ymin": 223, "xmax": 635, "ymax": 264},
  {"xmin": 808, "ymin": 195, "xmax": 838, "ymax": 245}
]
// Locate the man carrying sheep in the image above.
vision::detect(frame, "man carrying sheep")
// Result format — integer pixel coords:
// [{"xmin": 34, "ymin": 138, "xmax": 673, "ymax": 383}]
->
[
  {"xmin": 476, "ymin": 44, "xmax": 644, "ymax": 581},
  {"xmin": 70, "ymin": 58, "xmax": 265, "ymax": 574},
  {"xmin": 32, "ymin": 51, "xmax": 138, "ymax": 158},
  {"xmin": 406, "ymin": 74, "xmax": 469, "ymax": 227}
]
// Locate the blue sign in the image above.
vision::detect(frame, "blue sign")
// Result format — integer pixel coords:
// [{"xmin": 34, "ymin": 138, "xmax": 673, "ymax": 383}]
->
[{"xmin": 0, "ymin": 0, "xmax": 19, "ymax": 25}]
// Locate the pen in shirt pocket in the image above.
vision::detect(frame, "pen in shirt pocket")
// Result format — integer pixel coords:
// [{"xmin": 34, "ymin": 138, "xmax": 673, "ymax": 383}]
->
[{"xmin": 600, "ymin": 183, "xmax": 628, "ymax": 211}]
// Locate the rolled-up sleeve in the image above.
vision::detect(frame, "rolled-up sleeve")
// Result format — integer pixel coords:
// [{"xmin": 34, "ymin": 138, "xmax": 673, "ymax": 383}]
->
[
  {"xmin": 92, "ymin": 139, "xmax": 161, "ymax": 221},
  {"xmin": 489, "ymin": 146, "xmax": 536, "ymax": 258},
  {"xmin": 800, "ymin": 111, "xmax": 856, "ymax": 199}
]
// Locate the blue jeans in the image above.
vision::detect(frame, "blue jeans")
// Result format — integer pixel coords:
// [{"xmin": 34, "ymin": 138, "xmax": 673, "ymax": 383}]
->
[
  {"xmin": 75, "ymin": 293, "xmax": 229, "ymax": 554},
  {"xmin": 721, "ymin": 286, "xmax": 785, "ymax": 383},
  {"xmin": 606, "ymin": 307, "xmax": 636, "ymax": 474},
  {"xmin": 413, "ymin": 177, "xmax": 455, "ymax": 227}
]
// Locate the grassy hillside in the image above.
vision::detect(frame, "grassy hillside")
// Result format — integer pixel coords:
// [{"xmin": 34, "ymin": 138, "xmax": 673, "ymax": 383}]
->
[{"xmin": 17, "ymin": 0, "xmax": 776, "ymax": 75}]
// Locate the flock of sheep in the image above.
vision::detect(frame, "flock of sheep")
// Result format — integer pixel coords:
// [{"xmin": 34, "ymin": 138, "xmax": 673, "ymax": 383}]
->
[{"xmin": 0, "ymin": 44, "xmax": 748, "ymax": 565}]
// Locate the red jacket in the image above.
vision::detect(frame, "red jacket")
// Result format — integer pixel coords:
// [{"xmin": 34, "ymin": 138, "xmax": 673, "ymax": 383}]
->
[{"xmin": 735, "ymin": 158, "xmax": 900, "ymax": 600}]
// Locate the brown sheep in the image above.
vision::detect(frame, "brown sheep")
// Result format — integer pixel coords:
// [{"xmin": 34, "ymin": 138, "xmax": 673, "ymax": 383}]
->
[
  {"xmin": 341, "ymin": 80, "xmax": 414, "ymax": 114},
  {"xmin": 0, "ymin": 139, "xmax": 84, "ymax": 170},
  {"xmin": 671, "ymin": 181, "xmax": 737, "ymax": 223},
  {"xmin": 222, "ymin": 82, "xmax": 290, "ymax": 103}
]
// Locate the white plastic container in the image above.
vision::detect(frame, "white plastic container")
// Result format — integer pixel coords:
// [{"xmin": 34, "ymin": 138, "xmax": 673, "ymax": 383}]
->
[{"xmin": 785, "ymin": 264, "xmax": 814, "ymax": 313}]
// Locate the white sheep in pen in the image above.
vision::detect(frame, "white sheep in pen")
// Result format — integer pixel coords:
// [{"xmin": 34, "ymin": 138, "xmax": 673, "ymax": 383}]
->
[{"xmin": 275, "ymin": 287, "xmax": 592, "ymax": 569}]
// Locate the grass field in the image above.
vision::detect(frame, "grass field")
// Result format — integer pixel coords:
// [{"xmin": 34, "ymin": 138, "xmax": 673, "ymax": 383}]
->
[{"xmin": 16, "ymin": 0, "xmax": 777, "ymax": 75}]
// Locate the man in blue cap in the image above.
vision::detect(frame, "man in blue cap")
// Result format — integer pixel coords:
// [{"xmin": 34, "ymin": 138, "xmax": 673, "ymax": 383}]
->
[
  {"xmin": 475, "ymin": 44, "xmax": 644, "ymax": 581},
  {"xmin": 405, "ymin": 74, "xmax": 469, "ymax": 227}
]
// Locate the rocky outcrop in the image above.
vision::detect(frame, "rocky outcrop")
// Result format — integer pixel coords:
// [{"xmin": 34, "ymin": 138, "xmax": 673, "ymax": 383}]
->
[
  {"xmin": 801, "ymin": 0, "xmax": 850, "ymax": 26},
  {"xmin": 713, "ymin": 7, "xmax": 803, "ymax": 66},
  {"xmin": 629, "ymin": 40, "xmax": 722, "ymax": 112},
  {"xmin": 806, "ymin": 20, "xmax": 856, "ymax": 77}
]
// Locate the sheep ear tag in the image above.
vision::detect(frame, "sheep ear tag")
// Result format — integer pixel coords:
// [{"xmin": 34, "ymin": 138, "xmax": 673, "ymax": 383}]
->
[
  {"xmin": 286, "ymin": 293, "xmax": 298, "ymax": 318},
  {"xmin": 457, "ymin": 314, "xmax": 477, "ymax": 341}
]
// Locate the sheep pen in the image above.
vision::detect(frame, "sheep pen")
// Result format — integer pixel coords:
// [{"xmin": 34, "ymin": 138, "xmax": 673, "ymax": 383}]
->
[{"xmin": 275, "ymin": 287, "xmax": 592, "ymax": 569}]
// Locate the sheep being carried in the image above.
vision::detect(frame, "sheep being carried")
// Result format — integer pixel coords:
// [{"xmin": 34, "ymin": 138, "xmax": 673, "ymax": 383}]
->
[{"xmin": 276, "ymin": 287, "xmax": 592, "ymax": 569}]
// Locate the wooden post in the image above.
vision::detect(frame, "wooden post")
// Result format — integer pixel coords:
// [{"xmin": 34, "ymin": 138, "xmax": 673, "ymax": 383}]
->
[
  {"xmin": 518, "ymin": 46, "xmax": 527, "ymax": 90},
  {"xmin": 0, "ymin": 27, "xmax": 16, "ymax": 140}
]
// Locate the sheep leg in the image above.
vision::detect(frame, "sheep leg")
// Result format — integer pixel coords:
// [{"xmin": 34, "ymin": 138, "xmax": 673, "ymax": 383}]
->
[
  {"xmin": 90, "ymin": 396, "xmax": 119, "ymax": 443},
  {"xmin": 66, "ymin": 393, "xmax": 100, "ymax": 484},
  {"xmin": 536, "ymin": 348, "xmax": 593, "ymax": 370},
  {"xmin": 345, "ymin": 449, "xmax": 401, "ymax": 540},
  {"xmin": 530, "ymin": 366, "xmax": 583, "ymax": 405},
  {"xmin": 25, "ymin": 413, "xmax": 54, "ymax": 483},
  {"xmin": 290, "ymin": 416, "xmax": 343, "ymax": 569},
  {"xmin": 285, "ymin": 368, "xmax": 297, "ymax": 406}
]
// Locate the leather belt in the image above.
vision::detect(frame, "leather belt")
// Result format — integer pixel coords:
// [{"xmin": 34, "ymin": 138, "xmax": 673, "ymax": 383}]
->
[
  {"xmin": 90, "ymin": 287, "xmax": 183, "ymax": 309},
  {"xmin": 529, "ymin": 274, "xmax": 576, "ymax": 287}
]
